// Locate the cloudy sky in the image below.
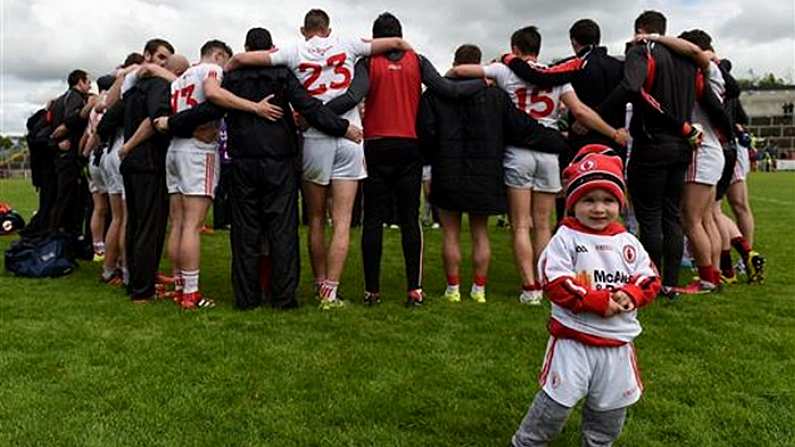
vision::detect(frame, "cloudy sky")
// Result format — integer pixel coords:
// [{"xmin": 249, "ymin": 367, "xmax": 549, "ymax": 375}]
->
[{"xmin": 1, "ymin": 0, "xmax": 793, "ymax": 134}]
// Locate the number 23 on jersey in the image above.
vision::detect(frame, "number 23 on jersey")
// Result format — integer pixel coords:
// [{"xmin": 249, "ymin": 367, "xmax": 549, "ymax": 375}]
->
[{"xmin": 298, "ymin": 53, "xmax": 352, "ymax": 96}]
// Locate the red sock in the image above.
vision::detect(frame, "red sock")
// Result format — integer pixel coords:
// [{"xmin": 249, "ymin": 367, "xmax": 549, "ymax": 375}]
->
[
  {"xmin": 534, "ymin": 280, "xmax": 542, "ymax": 290},
  {"xmin": 473, "ymin": 275, "xmax": 487, "ymax": 287},
  {"xmin": 731, "ymin": 236, "xmax": 752, "ymax": 264},
  {"xmin": 522, "ymin": 283, "xmax": 534, "ymax": 292},
  {"xmin": 712, "ymin": 268, "xmax": 722, "ymax": 285},
  {"xmin": 447, "ymin": 275, "xmax": 460, "ymax": 286},
  {"xmin": 697, "ymin": 265, "xmax": 715, "ymax": 284}
]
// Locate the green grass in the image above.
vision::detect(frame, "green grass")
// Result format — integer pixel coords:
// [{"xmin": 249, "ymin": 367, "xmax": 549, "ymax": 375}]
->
[{"xmin": 0, "ymin": 173, "xmax": 793, "ymax": 446}]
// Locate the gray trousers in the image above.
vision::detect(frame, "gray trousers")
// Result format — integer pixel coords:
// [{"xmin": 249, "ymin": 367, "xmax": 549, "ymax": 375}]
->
[{"xmin": 511, "ymin": 391, "xmax": 627, "ymax": 447}]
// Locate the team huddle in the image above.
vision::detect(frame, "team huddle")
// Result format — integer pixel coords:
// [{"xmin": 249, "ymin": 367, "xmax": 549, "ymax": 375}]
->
[{"xmin": 25, "ymin": 8, "xmax": 768, "ymax": 446}]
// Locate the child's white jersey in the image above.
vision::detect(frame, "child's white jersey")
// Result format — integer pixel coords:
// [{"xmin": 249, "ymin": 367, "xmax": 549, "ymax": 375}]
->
[{"xmin": 539, "ymin": 221, "xmax": 657, "ymax": 343}]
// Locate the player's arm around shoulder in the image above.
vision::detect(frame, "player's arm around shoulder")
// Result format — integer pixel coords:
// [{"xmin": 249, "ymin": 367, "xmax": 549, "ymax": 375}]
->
[
  {"xmin": 366, "ymin": 37, "xmax": 412, "ymax": 56},
  {"xmin": 562, "ymin": 90, "xmax": 628, "ymax": 146},
  {"xmin": 449, "ymin": 63, "xmax": 488, "ymax": 79},
  {"xmin": 226, "ymin": 48, "xmax": 282, "ymax": 72}
]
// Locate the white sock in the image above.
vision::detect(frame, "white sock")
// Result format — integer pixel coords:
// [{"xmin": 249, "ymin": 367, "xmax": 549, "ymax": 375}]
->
[
  {"xmin": 121, "ymin": 267, "xmax": 129, "ymax": 285},
  {"xmin": 182, "ymin": 270, "xmax": 199, "ymax": 294},
  {"xmin": 94, "ymin": 242, "xmax": 105, "ymax": 253},
  {"xmin": 102, "ymin": 266, "xmax": 115, "ymax": 279},
  {"xmin": 446, "ymin": 284, "xmax": 460, "ymax": 294},
  {"xmin": 471, "ymin": 284, "xmax": 485, "ymax": 294}
]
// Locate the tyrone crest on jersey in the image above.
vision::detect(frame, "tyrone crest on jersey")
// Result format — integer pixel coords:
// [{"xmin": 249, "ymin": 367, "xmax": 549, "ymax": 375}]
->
[
  {"xmin": 579, "ymin": 159, "xmax": 596, "ymax": 172},
  {"xmin": 623, "ymin": 244, "xmax": 637, "ymax": 263}
]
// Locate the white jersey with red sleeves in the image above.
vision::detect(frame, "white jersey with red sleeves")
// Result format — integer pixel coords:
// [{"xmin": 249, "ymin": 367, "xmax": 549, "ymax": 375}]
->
[
  {"xmin": 170, "ymin": 62, "xmax": 224, "ymax": 114},
  {"xmin": 483, "ymin": 61, "xmax": 574, "ymax": 130},
  {"xmin": 270, "ymin": 35, "xmax": 371, "ymax": 138},
  {"xmin": 538, "ymin": 218, "xmax": 659, "ymax": 344},
  {"xmin": 692, "ymin": 61, "xmax": 725, "ymax": 152}
]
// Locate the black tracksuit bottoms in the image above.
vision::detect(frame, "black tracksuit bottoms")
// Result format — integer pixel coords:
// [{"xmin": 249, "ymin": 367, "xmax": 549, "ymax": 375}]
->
[
  {"xmin": 627, "ymin": 156, "xmax": 688, "ymax": 288},
  {"xmin": 123, "ymin": 170, "xmax": 169, "ymax": 299},
  {"xmin": 230, "ymin": 158, "xmax": 300, "ymax": 310},
  {"xmin": 213, "ymin": 163, "xmax": 232, "ymax": 229},
  {"xmin": 49, "ymin": 155, "xmax": 87, "ymax": 235},
  {"xmin": 362, "ymin": 138, "xmax": 423, "ymax": 294}
]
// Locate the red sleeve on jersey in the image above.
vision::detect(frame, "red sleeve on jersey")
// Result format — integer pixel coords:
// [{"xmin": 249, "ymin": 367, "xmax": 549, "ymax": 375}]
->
[
  {"xmin": 620, "ymin": 273, "xmax": 660, "ymax": 309},
  {"xmin": 545, "ymin": 276, "xmax": 611, "ymax": 316},
  {"xmin": 544, "ymin": 57, "xmax": 584, "ymax": 73},
  {"xmin": 695, "ymin": 70, "xmax": 705, "ymax": 99}
]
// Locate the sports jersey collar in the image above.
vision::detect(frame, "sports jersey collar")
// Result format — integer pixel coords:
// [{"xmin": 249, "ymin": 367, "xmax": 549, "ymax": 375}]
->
[{"xmin": 561, "ymin": 217, "xmax": 626, "ymax": 236}]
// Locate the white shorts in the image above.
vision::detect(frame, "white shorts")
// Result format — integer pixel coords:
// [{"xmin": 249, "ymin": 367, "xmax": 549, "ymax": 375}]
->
[
  {"xmin": 102, "ymin": 135, "xmax": 125, "ymax": 197},
  {"xmin": 422, "ymin": 165, "xmax": 432, "ymax": 182},
  {"xmin": 165, "ymin": 139, "xmax": 220, "ymax": 198},
  {"xmin": 731, "ymin": 144, "xmax": 750, "ymax": 183},
  {"xmin": 88, "ymin": 151, "xmax": 107, "ymax": 194},
  {"xmin": 302, "ymin": 136, "xmax": 366, "ymax": 186},
  {"xmin": 686, "ymin": 144, "xmax": 724, "ymax": 185},
  {"xmin": 538, "ymin": 337, "xmax": 643, "ymax": 412},
  {"xmin": 504, "ymin": 146, "xmax": 561, "ymax": 192}
]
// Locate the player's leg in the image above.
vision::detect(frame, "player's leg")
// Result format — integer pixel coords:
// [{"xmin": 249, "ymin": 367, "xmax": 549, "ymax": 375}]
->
[
  {"xmin": 681, "ymin": 182, "xmax": 718, "ymax": 287},
  {"xmin": 177, "ymin": 150, "xmax": 219, "ymax": 309},
  {"xmin": 703, "ymin": 189, "xmax": 722, "ymax": 272},
  {"xmin": 263, "ymin": 163, "xmax": 301, "ymax": 309},
  {"xmin": 303, "ymin": 181, "xmax": 329, "ymax": 291},
  {"xmin": 166, "ymin": 194, "xmax": 184, "ymax": 297},
  {"xmin": 530, "ymin": 151, "xmax": 562, "ymax": 265},
  {"xmin": 504, "ymin": 147, "xmax": 541, "ymax": 304},
  {"xmin": 531, "ymin": 191, "xmax": 556, "ymax": 265},
  {"xmin": 179, "ymin": 195, "xmax": 212, "ymax": 299},
  {"xmin": 508, "ymin": 187, "xmax": 539, "ymax": 304},
  {"xmin": 119, "ymin": 196, "xmax": 128, "ymax": 286},
  {"xmin": 324, "ymin": 179, "xmax": 358, "ymax": 290},
  {"xmin": 727, "ymin": 180, "xmax": 755, "ymax": 246},
  {"xmin": 713, "ymin": 204, "xmax": 737, "ymax": 282},
  {"xmin": 393, "ymin": 157, "xmax": 424, "ymax": 305},
  {"xmin": 301, "ymin": 137, "xmax": 337, "ymax": 292},
  {"xmin": 469, "ymin": 213, "xmax": 491, "ymax": 302},
  {"xmin": 511, "ymin": 390, "xmax": 573, "ymax": 446},
  {"xmin": 438, "ymin": 208, "xmax": 462, "ymax": 302},
  {"xmin": 627, "ymin": 158, "xmax": 667, "ymax": 286},
  {"xmin": 661, "ymin": 162, "xmax": 688, "ymax": 289},
  {"xmin": 102, "ymin": 193, "xmax": 124, "ymax": 283},
  {"xmin": 229, "ymin": 160, "xmax": 265, "ymax": 310},
  {"xmin": 361, "ymin": 163, "xmax": 389, "ymax": 303},
  {"xmin": 90, "ymin": 191, "xmax": 109, "ymax": 260}
]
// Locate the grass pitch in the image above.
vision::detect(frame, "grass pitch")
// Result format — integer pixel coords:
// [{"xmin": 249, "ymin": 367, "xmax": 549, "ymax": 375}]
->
[{"xmin": 0, "ymin": 173, "xmax": 793, "ymax": 446}]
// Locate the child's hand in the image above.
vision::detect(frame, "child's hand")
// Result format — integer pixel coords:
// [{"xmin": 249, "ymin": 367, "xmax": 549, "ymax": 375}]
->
[
  {"xmin": 605, "ymin": 299, "xmax": 624, "ymax": 317},
  {"xmin": 612, "ymin": 290, "xmax": 636, "ymax": 312}
]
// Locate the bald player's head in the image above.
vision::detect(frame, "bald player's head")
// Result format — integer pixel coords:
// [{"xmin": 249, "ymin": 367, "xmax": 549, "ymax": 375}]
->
[{"xmin": 166, "ymin": 54, "xmax": 190, "ymax": 76}]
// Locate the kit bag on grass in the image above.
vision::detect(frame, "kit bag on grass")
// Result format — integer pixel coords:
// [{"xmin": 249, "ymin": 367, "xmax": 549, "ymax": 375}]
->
[{"xmin": 4, "ymin": 233, "xmax": 77, "ymax": 278}]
